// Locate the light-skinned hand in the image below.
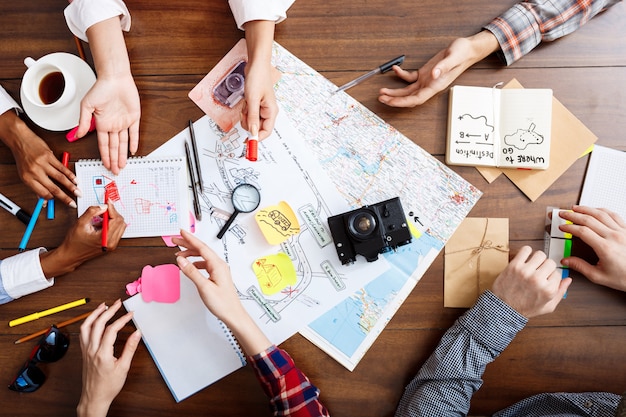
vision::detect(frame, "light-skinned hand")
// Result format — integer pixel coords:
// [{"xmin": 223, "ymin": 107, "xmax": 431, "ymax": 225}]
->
[
  {"xmin": 491, "ymin": 246, "xmax": 571, "ymax": 318},
  {"xmin": 77, "ymin": 74, "xmax": 140, "ymax": 175},
  {"xmin": 240, "ymin": 20, "xmax": 278, "ymax": 141},
  {"xmin": 559, "ymin": 205, "xmax": 626, "ymax": 292},
  {"xmin": 172, "ymin": 229, "xmax": 273, "ymax": 356},
  {"xmin": 172, "ymin": 229, "xmax": 245, "ymax": 322},
  {"xmin": 77, "ymin": 300, "xmax": 141, "ymax": 417},
  {"xmin": 378, "ymin": 31, "xmax": 500, "ymax": 107}
]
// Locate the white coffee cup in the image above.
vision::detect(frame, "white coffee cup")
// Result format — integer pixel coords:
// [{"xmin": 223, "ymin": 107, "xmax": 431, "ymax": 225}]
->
[{"xmin": 21, "ymin": 56, "xmax": 76, "ymax": 109}]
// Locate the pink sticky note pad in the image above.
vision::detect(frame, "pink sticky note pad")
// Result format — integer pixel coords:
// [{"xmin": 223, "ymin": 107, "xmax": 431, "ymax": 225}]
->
[{"xmin": 140, "ymin": 264, "xmax": 180, "ymax": 303}]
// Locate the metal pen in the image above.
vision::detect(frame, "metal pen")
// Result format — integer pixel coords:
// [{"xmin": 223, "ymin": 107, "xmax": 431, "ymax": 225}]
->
[
  {"xmin": 335, "ymin": 55, "xmax": 405, "ymax": 93},
  {"xmin": 188, "ymin": 120, "xmax": 204, "ymax": 192},
  {"xmin": 184, "ymin": 141, "xmax": 202, "ymax": 221}
]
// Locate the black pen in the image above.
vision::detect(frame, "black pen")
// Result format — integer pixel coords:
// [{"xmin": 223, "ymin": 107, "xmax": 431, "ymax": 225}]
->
[
  {"xmin": 184, "ymin": 141, "xmax": 202, "ymax": 221},
  {"xmin": 188, "ymin": 120, "xmax": 204, "ymax": 192},
  {"xmin": 0, "ymin": 192, "xmax": 31, "ymax": 225},
  {"xmin": 335, "ymin": 55, "xmax": 406, "ymax": 93}
]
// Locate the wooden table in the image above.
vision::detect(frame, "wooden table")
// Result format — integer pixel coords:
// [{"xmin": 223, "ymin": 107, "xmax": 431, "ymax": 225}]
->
[{"xmin": 1, "ymin": 1, "xmax": 625, "ymax": 415}]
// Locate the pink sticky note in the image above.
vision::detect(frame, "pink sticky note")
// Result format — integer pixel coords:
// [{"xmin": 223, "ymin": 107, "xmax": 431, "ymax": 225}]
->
[{"xmin": 139, "ymin": 264, "xmax": 180, "ymax": 303}]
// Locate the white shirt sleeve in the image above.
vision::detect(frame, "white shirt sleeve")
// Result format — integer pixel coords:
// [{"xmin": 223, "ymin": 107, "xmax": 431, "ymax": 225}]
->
[
  {"xmin": 0, "ymin": 85, "xmax": 21, "ymax": 116},
  {"xmin": 228, "ymin": 0, "xmax": 296, "ymax": 30},
  {"xmin": 0, "ymin": 248, "xmax": 53, "ymax": 300},
  {"xmin": 64, "ymin": 0, "xmax": 131, "ymax": 42}
]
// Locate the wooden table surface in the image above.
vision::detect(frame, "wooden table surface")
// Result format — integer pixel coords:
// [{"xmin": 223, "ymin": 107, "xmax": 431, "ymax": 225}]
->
[{"xmin": 1, "ymin": 1, "xmax": 625, "ymax": 415}]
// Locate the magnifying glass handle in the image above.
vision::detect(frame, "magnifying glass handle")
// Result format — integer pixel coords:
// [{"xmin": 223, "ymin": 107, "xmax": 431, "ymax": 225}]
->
[{"xmin": 217, "ymin": 210, "xmax": 240, "ymax": 239}]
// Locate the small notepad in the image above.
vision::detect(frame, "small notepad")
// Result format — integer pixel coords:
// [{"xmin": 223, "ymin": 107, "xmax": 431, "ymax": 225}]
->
[
  {"xmin": 75, "ymin": 156, "xmax": 189, "ymax": 238},
  {"xmin": 123, "ymin": 272, "xmax": 246, "ymax": 402},
  {"xmin": 579, "ymin": 145, "xmax": 626, "ymax": 221},
  {"xmin": 446, "ymin": 85, "xmax": 552, "ymax": 169}
]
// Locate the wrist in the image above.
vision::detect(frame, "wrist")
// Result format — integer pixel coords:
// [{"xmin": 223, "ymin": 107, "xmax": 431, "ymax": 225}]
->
[
  {"xmin": 87, "ymin": 17, "xmax": 132, "ymax": 79},
  {"xmin": 244, "ymin": 20, "xmax": 275, "ymax": 65},
  {"xmin": 0, "ymin": 110, "xmax": 29, "ymax": 150},
  {"xmin": 40, "ymin": 244, "xmax": 89, "ymax": 278},
  {"xmin": 466, "ymin": 30, "xmax": 500, "ymax": 64},
  {"xmin": 77, "ymin": 396, "xmax": 111, "ymax": 417}
]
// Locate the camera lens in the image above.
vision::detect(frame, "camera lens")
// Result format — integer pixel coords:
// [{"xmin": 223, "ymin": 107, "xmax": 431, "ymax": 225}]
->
[
  {"xmin": 347, "ymin": 210, "xmax": 378, "ymax": 240},
  {"xmin": 225, "ymin": 73, "xmax": 244, "ymax": 93}
]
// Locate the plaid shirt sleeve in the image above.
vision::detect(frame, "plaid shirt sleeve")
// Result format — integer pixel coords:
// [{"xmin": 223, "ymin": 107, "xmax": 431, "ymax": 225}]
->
[
  {"xmin": 394, "ymin": 291, "xmax": 527, "ymax": 417},
  {"xmin": 249, "ymin": 345, "xmax": 330, "ymax": 417},
  {"xmin": 484, "ymin": 0, "xmax": 622, "ymax": 65}
]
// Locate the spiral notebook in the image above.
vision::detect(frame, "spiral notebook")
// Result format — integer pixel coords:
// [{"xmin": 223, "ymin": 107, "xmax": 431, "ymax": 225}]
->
[
  {"xmin": 123, "ymin": 272, "xmax": 247, "ymax": 402},
  {"xmin": 75, "ymin": 156, "xmax": 189, "ymax": 238}
]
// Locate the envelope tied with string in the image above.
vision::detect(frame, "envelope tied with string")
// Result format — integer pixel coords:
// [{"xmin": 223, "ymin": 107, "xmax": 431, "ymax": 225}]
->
[{"xmin": 444, "ymin": 218, "xmax": 509, "ymax": 308}]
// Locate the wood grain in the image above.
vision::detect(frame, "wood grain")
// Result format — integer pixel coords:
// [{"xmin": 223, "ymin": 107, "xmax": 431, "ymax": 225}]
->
[{"xmin": 0, "ymin": 0, "xmax": 624, "ymax": 415}]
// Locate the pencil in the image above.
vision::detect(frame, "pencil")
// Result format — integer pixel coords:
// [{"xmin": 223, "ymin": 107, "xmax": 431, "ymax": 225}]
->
[
  {"xmin": 18, "ymin": 197, "xmax": 45, "ymax": 252},
  {"xmin": 9, "ymin": 297, "xmax": 90, "ymax": 327},
  {"xmin": 102, "ymin": 190, "xmax": 109, "ymax": 251},
  {"xmin": 74, "ymin": 36, "xmax": 86, "ymax": 61},
  {"xmin": 14, "ymin": 311, "xmax": 91, "ymax": 344}
]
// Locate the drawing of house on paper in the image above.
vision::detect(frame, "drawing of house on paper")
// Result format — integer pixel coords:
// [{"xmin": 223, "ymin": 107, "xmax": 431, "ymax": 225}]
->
[{"xmin": 76, "ymin": 157, "xmax": 189, "ymax": 238}]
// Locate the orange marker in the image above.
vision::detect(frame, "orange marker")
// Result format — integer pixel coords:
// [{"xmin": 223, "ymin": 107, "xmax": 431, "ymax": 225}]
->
[{"xmin": 246, "ymin": 135, "xmax": 258, "ymax": 162}]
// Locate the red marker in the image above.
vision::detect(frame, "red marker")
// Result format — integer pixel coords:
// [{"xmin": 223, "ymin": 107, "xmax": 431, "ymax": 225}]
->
[
  {"xmin": 102, "ymin": 190, "xmax": 109, "ymax": 252},
  {"xmin": 246, "ymin": 135, "xmax": 258, "ymax": 162},
  {"xmin": 62, "ymin": 151, "xmax": 70, "ymax": 167}
]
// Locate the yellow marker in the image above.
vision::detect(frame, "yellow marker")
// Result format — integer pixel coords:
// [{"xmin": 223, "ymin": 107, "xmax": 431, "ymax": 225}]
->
[{"xmin": 9, "ymin": 298, "xmax": 90, "ymax": 327}]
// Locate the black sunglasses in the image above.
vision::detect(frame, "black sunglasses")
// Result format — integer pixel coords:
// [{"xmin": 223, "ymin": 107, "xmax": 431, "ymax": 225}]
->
[{"xmin": 8, "ymin": 325, "xmax": 70, "ymax": 393}]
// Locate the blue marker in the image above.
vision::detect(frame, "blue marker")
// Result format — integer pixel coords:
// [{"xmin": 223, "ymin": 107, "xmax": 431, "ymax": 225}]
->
[
  {"xmin": 18, "ymin": 197, "xmax": 45, "ymax": 252},
  {"xmin": 47, "ymin": 199, "xmax": 55, "ymax": 220}
]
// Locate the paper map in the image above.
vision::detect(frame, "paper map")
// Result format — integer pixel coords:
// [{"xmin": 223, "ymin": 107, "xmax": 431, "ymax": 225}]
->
[{"xmin": 269, "ymin": 42, "xmax": 482, "ymax": 370}]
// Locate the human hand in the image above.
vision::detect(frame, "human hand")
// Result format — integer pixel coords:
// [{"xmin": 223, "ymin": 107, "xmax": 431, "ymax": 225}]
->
[
  {"xmin": 491, "ymin": 246, "xmax": 571, "ymax": 318},
  {"xmin": 77, "ymin": 300, "xmax": 141, "ymax": 417},
  {"xmin": 378, "ymin": 31, "xmax": 500, "ymax": 107},
  {"xmin": 172, "ymin": 229, "xmax": 246, "ymax": 323},
  {"xmin": 559, "ymin": 205, "xmax": 626, "ymax": 292},
  {"xmin": 40, "ymin": 204, "xmax": 126, "ymax": 278},
  {"xmin": 0, "ymin": 110, "xmax": 79, "ymax": 206},
  {"xmin": 76, "ymin": 74, "xmax": 140, "ymax": 174},
  {"xmin": 240, "ymin": 57, "xmax": 279, "ymax": 141},
  {"xmin": 240, "ymin": 19, "xmax": 278, "ymax": 141}
]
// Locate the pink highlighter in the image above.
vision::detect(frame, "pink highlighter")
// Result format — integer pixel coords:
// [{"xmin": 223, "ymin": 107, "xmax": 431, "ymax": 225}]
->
[{"xmin": 66, "ymin": 116, "xmax": 96, "ymax": 142}]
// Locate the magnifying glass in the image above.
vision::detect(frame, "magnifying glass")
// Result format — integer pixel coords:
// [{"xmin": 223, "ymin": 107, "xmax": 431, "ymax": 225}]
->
[{"xmin": 216, "ymin": 183, "xmax": 261, "ymax": 239}]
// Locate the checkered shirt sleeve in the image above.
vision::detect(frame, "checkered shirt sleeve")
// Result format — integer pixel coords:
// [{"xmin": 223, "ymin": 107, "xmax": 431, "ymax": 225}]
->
[
  {"xmin": 394, "ymin": 290, "xmax": 527, "ymax": 417},
  {"xmin": 250, "ymin": 345, "xmax": 330, "ymax": 417},
  {"xmin": 484, "ymin": 0, "xmax": 622, "ymax": 65}
]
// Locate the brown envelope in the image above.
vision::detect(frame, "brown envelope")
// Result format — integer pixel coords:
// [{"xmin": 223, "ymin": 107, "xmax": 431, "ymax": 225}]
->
[
  {"xmin": 477, "ymin": 79, "xmax": 597, "ymax": 201},
  {"xmin": 444, "ymin": 218, "xmax": 509, "ymax": 308}
]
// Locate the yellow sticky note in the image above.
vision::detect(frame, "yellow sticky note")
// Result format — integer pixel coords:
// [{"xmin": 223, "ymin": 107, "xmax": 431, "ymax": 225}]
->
[
  {"xmin": 255, "ymin": 201, "xmax": 300, "ymax": 245},
  {"xmin": 252, "ymin": 253, "xmax": 297, "ymax": 295}
]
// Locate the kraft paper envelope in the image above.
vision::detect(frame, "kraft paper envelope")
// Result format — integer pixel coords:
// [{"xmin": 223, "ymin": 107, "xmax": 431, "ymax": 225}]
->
[
  {"xmin": 444, "ymin": 218, "xmax": 509, "ymax": 308},
  {"xmin": 477, "ymin": 79, "xmax": 598, "ymax": 201}
]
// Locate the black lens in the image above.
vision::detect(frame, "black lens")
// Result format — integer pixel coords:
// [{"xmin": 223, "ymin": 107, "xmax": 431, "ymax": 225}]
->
[
  {"xmin": 7, "ymin": 326, "xmax": 69, "ymax": 393},
  {"xmin": 36, "ymin": 327, "xmax": 69, "ymax": 362},
  {"xmin": 8, "ymin": 362, "xmax": 46, "ymax": 392},
  {"xmin": 348, "ymin": 210, "xmax": 378, "ymax": 240}
]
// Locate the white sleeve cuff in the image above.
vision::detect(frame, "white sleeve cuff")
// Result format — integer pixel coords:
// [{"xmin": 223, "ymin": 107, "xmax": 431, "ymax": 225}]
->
[
  {"xmin": 64, "ymin": 0, "xmax": 131, "ymax": 42},
  {"xmin": 228, "ymin": 0, "xmax": 295, "ymax": 30},
  {"xmin": 0, "ymin": 86, "xmax": 21, "ymax": 116},
  {"xmin": 0, "ymin": 248, "xmax": 53, "ymax": 300}
]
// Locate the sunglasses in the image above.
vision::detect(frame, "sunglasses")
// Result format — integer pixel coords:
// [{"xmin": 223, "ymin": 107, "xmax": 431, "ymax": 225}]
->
[{"xmin": 8, "ymin": 325, "xmax": 70, "ymax": 393}]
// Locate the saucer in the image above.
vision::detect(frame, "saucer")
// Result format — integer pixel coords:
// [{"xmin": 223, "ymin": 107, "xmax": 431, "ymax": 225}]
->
[{"xmin": 20, "ymin": 52, "xmax": 96, "ymax": 131}]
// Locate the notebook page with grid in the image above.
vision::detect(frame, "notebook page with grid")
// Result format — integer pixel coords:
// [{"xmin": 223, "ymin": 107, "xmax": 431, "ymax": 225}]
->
[
  {"xmin": 579, "ymin": 145, "xmax": 626, "ymax": 221},
  {"xmin": 75, "ymin": 156, "xmax": 189, "ymax": 238}
]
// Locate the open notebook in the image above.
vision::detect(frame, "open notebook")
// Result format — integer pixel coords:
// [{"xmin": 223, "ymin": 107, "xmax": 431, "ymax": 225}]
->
[
  {"xmin": 123, "ymin": 272, "xmax": 246, "ymax": 402},
  {"xmin": 75, "ymin": 156, "xmax": 189, "ymax": 238},
  {"xmin": 579, "ymin": 145, "xmax": 626, "ymax": 220}
]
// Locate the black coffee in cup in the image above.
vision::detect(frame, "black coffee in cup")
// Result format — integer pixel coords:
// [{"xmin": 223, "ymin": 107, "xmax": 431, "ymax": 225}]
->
[{"xmin": 38, "ymin": 71, "xmax": 65, "ymax": 105}]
